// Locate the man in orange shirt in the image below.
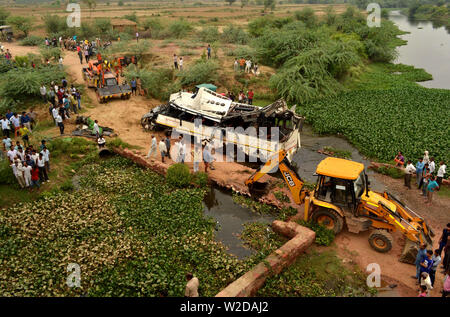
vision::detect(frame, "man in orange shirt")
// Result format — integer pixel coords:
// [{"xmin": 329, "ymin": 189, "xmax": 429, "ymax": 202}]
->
[{"xmin": 239, "ymin": 58, "xmax": 245, "ymax": 71}]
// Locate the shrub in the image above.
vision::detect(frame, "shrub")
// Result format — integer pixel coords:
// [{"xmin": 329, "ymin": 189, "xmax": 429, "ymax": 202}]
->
[
  {"xmin": 294, "ymin": 7, "xmax": 318, "ymax": 28},
  {"xmin": 197, "ymin": 26, "xmax": 219, "ymax": 43},
  {"xmin": 176, "ymin": 59, "xmax": 219, "ymax": 87},
  {"xmin": 95, "ymin": 18, "xmax": 112, "ymax": 33},
  {"xmin": 20, "ymin": 35, "xmax": 44, "ymax": 46},
  {"xmin": 6, "ymin": 15, "xmax": 33, "ymax": 37},
  {"xmin": 167, "ymin": 19, "xmax": 193, "ymax": 38},
  {"xmin": 60, "ymin": 179, "xmax": 74, "ymax": 191},
  {"xmin": 0, "ymin": 159, "xmax": 16, "ymax": 185},
  {"xmin": 193, "ymin": 172, "xmax": 208, "ymax": 187},
  {"xmin": 221, "ymin": 24, "xmax": 249, "ymax": 45},
  {"xmin": 166, "ymin": 163, "xmax": 191, "ymax": 188},
  {"xmin": 39, "ymin": 46, "xmax": 62, "ymax": 61},
  {"xmin": 297, "ymin": 220, "xmax": 335, "ymax": 246},
  {"xmin": 123, "ymin": 12, "xmax": 138, "ymax": 23},
  {"xmin": 42, "ymin": 14, "xmax": 68, "ymax": 35}
]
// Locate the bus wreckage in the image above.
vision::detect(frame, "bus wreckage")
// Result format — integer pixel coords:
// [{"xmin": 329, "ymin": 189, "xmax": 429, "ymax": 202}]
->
[{"xmin": 141, "ymin": 87, "xmax": 303, "ymax": 160}]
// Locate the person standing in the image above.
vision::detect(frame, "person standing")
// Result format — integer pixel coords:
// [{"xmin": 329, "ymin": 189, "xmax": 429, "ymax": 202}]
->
[
  {"xmin": 206, "ymin": 44, "xmax": 211, "ymax": 59},
  {"xmin": 245, "ymin": 59, "xmax": 251, "ymax": 73},
  {"xmin": 52, "ymin": 106, "xmax": 59, "ymax": 125},
  {"xmin": 413, "ymin": 244, "xmax": 427, "ymax": 281},
  {"xmin": 234, "ymin": 58, "xmax": 239, "ymax": 72},
  {"xmin": 203, "ymin": 143, "xmax": 213, "ymax": 173},
  {"xmin": 130, "ymin": 78, "xmax": 137, "ymax": 95},
  {"xmin": 184, "ymin": 273, "xmax": 199, "ymax": 297},
  {"xmin": 247, "ymin": 89, "xmax": 254, "ymax": 105},
  {"xmin": 421, "ymin": 167, "xmax": 431, "ymax": 197},
  {"xmin": 135, "ymin": 31, "xmax": 139, "ymax": 42},
  {"xmin": 78, "ymin": 49, "xmax": 83, "ymax": 64},
  {"xmin": 22, "ymin": 161, "xmax": 32, "ymax": 188},
  {"xmin": 75, "ymin": 89, "xmax": 82, "ymax": 110},
  {"xmin": 40, "ymin": 146, "xmax": 50, "ymax": 173},
  {"xmin": 19, "ymin": 125, "xmax": 30, "ymax": 147},
  {"xmin": 84, "ymin": 48, "xmax": 89, "ymax": 63},
  {"xmin": 30, "ymin": 165, "xmax": 40, "ymax": 191},
  {"xmin": 20, "ymin": 111, "xmax": 32, "ymax": 132},
  {"xmin": 404, "ymin": 160, "xmax": 416, "ymax": 189},
  {"xmin": 420, "ymin": 272, "xmax": 433, "ymax": 296},
  {"xmin": 177, "ymin": 136, "xmax": 186, "ymax": 163},
  {"xmin": 426, "ymin": 175, "xmax": 439, "ymax": 205},
  {"xmin": 37, "ymin": 152, "xmax": 49, "ymax": 183},
  {"xmin": 136, "ymin": 77, "xmax": 142, "ymax": 96},
  {"xmin": 159, "ymin": 138, "xmax": 167, "ymax": 163},
  {"xmin": 173, "ymin": 54, "xmax": 178, "ymax": 70},
  {"xmin": 415, "ymin": 158, "xmax": 424, "ymax": 185},
  {"xmin": 419, "ymin": 250, "xmax": 434, "ymax": 283},
  {"xmin": 438, "ymin": 223, "xmax": 450, "ymax": 256},
  {"xmin": 10, "ymin": 113, "xmax": 21, "ymax": 138},
  {"xmin": 428, "ymin": 157, "xmax": 436, "ymax": 175},
  {"xmin": 13, "ymin": 160, "xmax": 26, "ymax": 189},
  {"xmin": 1, "ymin": 115, "xmax": 10, "ymax": 138},
  {"xmin": 55, "ymin": 113, "xmax": 64, "ymax": 135},
  {"xmin": 179, "ymin": 57, "xmax": 183, "ymax": 71},
  {"xmin": 2, "ymin": 135, "xmax": 11, "ymax": 151},
  {"xmin": 430, "ymin": 249, "xmax": 441, "ymax": 287},
  {"xmin": 436, "ymin": 161, "xmax": 446, "ymax": 189},
  {"xmin": 394, "ymin": 151, "xmax": 405, "ymax": 167},
  {"xmin": 146, "ymin": 135, "xmax": 157, "ymax": 159},
  {"xmin": 164, "ymin": 135, "xmax": 171, "ymax": 159},
  {"xmin": 58, "ymin": 56, "xmax": 63, "ymax": 70},
  {"xmin": 97, "ymin": 135, "xmax": 106, "ymax": 148},
  {"xmin": 40, "ymin": 84, "xmax": 47, "ymax": 103},
  {"xmin": 443, "ymin": 270, "xmax": 450, "ymax": 297},
  {"xmin": 93, "ymin": 120, "xmax": 100, "ymax": 138},
  {"xmin": 423, "ymin": 150, "xmax": 430, "ymax": 165}
]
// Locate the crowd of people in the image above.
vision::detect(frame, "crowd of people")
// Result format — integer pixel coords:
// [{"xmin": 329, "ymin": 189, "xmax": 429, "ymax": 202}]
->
[
  {"xmin": 415, "ymin": 223, "xmax": 450, "ymax": 297},
  {"xmin": 146, "ymin": 134, "xmax": 216, "ymax": 173},
  {"xmin": 395, "ymin": 150, "xmax": 447, "ymax": 205},
  {"xmin": 234, "ymin": 57, "xmax": 259, "ymax": 76}
]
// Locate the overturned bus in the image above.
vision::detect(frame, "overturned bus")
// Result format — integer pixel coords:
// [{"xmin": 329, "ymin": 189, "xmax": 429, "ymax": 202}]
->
[{"xmin": 141, "ymin": 87, "xmax": 303, "ymax": 161}]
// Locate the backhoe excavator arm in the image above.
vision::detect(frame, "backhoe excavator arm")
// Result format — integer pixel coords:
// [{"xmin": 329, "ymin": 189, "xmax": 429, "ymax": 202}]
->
[{"xmin": 245, "ymin": 150, "xmax": 308, "ymax": 205}]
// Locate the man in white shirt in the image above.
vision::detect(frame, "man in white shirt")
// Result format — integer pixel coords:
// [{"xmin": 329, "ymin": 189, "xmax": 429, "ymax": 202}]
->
[
  {"xmin": 40, "ymin": 84, "xmax": 47, "ymax": 102},
  {"xmin": 13, "ymin": 160, "xmax": 26, "ymax": 188},
  {"xmin": 437, "ymin": 161, "xmax": 446, "ymax": 189},
  {"xmin": 159, "ymin": 138, "xmax": 167, "ymax": 163},
  {"xmin": 37, "ymin": 152, "xmax": 49, "ymax": 182},
  {"xmin": 16, "ymin": 147, "xmax": 25, "ymax": 162},
  {"xmin": 55, "ymin": 114, "xmax": 64, "ymax": 135},
  {"xmin": 7, "ymin": 145, "xmax": 17, "ymax": 163},
  {"xmin": 22, "ymin": 161, "xmax": 32, "ymax": 188},
  {"xmin": 1, "ymin": 115, "xmax": 10, "ymax": 138},
  {"xmin": 9, "ymin": 113, "xmax": 20, "ymax": 137},
  {"xmin": 185, "ymin": 273, "xmax": 199, "ymax": 297},
  {"xmin": 404, "ymin": 160, "xmax": 416, "ymax": 189},
  {"xmin": 179, "ymin": 57, "xmax": 183, "ymax": 71},
  {"xmin": 146, "ymin": 135, "xmax": 157, "ymax": 159},
  {"xmin": 429, "ymin": 157, "xmax": 436, "ymax": 174},
  {"xmin": 93, "ymin": 120, "xmax": 100, "ymax": 137},
  {"xmin": 40, "ymin": 146, "xmax": 50, "ymax": 173},
  {"xmin": 245, "ymin": 59, "xmax": 252, "ymax": 73},
  {"xmin": 177, "ymin": 136, "xmax": 186, "ymax": 163},
  {"xmin": 52, "ymin": 106, "xmax": 59, "ymax": 125}
]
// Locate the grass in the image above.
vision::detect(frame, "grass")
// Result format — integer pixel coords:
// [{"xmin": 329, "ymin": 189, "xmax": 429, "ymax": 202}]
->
[
  {"xmin": 323, "ymin": 146, "xmax": 352, "ymax": 159},
  {"xmin": 437, "ymin": 185, "xmax": 450, "ymax": 198}
]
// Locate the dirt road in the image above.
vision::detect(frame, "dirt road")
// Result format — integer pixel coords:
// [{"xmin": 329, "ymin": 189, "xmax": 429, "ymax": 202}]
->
[{"xmin": 6, "ymin": 42, "xmax": 449, "ymax": 297}]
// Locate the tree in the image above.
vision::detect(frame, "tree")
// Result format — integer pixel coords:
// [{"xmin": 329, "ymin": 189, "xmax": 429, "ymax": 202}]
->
[
  {"xmin": 225, "ymin": 0, "xmax": 237, "ymax": 5},
  {"xmin": 6, "ymin": 16, "xmax": 33, "ymax": 37},
  {"xmin": 128, "ymin": 40, "xmax": 151, "ymax": 68},
  {"xmin": 264, "ymin": 0, "xmax": 276, "ymax": 12},
  {"xmin": 0, "ymin": 8, "xmax": 10, "ymax": 25},
  {"xmin": 241, "ymin": 0, "xmax": 249, "ymax": 7},
  {"xmin": 95, "ymin": 18, "xmax": 112, "ymax": 33}
]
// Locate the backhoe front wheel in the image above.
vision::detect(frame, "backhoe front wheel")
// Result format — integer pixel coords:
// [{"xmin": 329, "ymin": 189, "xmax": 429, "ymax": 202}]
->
[
  {"xmin": 311, "ymin": 208, "xmax": 344, "ymax": 234},
  {"xmin": 369, "ymin": 229, "xmax": 393, "ymax": 253}
]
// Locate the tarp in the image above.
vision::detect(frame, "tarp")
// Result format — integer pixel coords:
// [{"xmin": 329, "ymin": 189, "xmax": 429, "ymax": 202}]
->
[{"xmin": 196, "ymin": 83, "xmax": 217, "ymax": 92}]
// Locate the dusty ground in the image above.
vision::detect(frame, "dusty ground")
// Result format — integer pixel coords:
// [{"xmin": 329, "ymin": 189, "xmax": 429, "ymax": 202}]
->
[{"xmin": 5, "ymin": 30, "xmax": 450, "ymax": 297}]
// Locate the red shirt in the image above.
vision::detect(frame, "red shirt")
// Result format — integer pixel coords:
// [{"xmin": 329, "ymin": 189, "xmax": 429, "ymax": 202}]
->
[
  {"xmin": 31, "ymin": 168, "xmax": 39, "ymax": 181},
  {"xmin": 248, "ymin": 91, "xmax": 254, "ymax": 99},
  {"xmin": 77, "ymin": 46, "xmax": 81, "ymax": 52}
]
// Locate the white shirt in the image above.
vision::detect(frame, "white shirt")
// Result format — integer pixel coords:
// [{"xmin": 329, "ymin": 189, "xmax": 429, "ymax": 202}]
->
[
  {"xmin": 55, "ymin": 115, "xmax": 63, "ymax": 124},
  {"xmin": 429, "ymin": 161, "xmax": 435, "ymax": 174},
  {"xmin": 16, "ymin": 150, "xmax": 25, "ymax": 161},
  {"xmin": 40, "ymin": 150, "xmax": 50, "ymax": 162},
  {"xmin": 37, "ymin": 157, "xmax": 45, "ymax": 168},
  {"xmin": 179, "ymin": 142, "xmax": 186, "ymax": 155},
  {"xmin": 151, "ymin": 137, "xmax": 157, "ymax": 148},
  {"xmin": 11, "ymin": 163, "xmax": 18, "ymax": 176},
  {"xmin": 10, "ymin": 116, "xmax": 20, "ymax": 128},
  {"xmin": 52, "ymin": 107, "xmax": 59, "ymax": 119},
  {"xmin": 437, "ymin": 164, "xmax": 446, "ymax": 178},
  {"xmin": 179, "ymin": 59, "xmax": 183, "ymax": 66},
  {"xmin": 23, "ymin": 165, "xmax": 32, "ymax": 178},
  {"xmin": 185, "ymin": 277, "xmax": 199, "ymax": 297},
  {"xmin": 159, "ymin": 140, "xmax": 167, "ymax": 153},
  {"xmin": 93, "ymin": 123, "xmax": 100, "ymax": 134},
  {"xmin": 31, "ymin": 153, "xmax": 39, "ymax": 164},
  {"xmin": 14, "ymin": 164, "xmax": 23, "ymax": 177},
  {"xmin": 7, "ymin": 149, "xmax": 17, "ymax": 162},
  {"xmin": 40, "ymin": 86, "xmax": 47, "ymax": 95},
  {"xmin": 97, "ymin": 138, "xmax": 105, "ymax": 145},
  {"xmin": 405, "ymin": 163, "xmax": 416, "ymax": 175},
  {"xmin": 1, "ymin": 118, "xmax": 10, "ymax": 130}
]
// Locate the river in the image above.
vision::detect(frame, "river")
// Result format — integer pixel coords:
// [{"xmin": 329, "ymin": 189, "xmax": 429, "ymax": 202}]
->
[{"xmin": 388, "ymin": 10, "xmax": 450, "ymax": 89}]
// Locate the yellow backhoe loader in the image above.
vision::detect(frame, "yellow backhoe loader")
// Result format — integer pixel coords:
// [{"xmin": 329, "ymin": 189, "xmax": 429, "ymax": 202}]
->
[{"xmin": 245, "ymin": 150, "xmax": 433, "ymax": 262}]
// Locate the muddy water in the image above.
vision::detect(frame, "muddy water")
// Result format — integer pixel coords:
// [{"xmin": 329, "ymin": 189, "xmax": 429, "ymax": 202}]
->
[{"xmin": 203, "ymin": 187, "xmax": 274, "ymax": 259}]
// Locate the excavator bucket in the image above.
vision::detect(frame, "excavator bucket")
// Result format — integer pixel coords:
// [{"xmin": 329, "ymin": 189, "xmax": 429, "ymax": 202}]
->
[{"xmin": 399, "ymin": 231, "xmax": 433, "ymax": 264}]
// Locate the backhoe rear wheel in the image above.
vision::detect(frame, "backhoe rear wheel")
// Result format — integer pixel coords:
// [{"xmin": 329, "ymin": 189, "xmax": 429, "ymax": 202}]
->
[
  {"xmin": 311, "ymin": 208, "xmax": 344, "ymax": 234},
  {"xmin": 369, "ymin": 229, "xmax": 393, "ymax": 253}
]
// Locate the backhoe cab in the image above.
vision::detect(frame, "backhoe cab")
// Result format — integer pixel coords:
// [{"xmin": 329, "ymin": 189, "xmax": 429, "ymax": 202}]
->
[{"xmin": 246, "ymin": 150, "xmax": 433, "ymax": 256}]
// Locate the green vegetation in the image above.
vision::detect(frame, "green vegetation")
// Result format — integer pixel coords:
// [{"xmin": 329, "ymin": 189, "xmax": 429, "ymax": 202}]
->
[
  {"xmin": 375, "ymin": 166, "xmax": 405, "ymax": 179},
  {"xmin": 0, "ymin": 157, "xmax": 255, "ymax": 296},
  {"xmin": 20, "ymin": 35, "xmax": 44, "ymax": 46},
  {"xmin": 323, "ymin": 146, "xmax": 352, "ymax": 159},
  {"xmin": 408, "ymin": 3, "xmax": 450, "ymax": 29},
  {"xmin": 257, "ymin": 250, "xmax": 373, "ymax": 297},
  {"xmin": 274, "ymin": 191, "xmax": 290, "ymax": 203},
  {"xmin": 166, "ymin": 163, "xmax": 192, "ymax": 188},
  {"xmin": 176, "ymin": 59, "xmax": 219, "ymax": 87},
  {"xmin": 6, "ymin": 15, "xmax": 33, "ymax": 37},
  {"xmin": 300, "ymin": 63, "xmax": 450, "ymax": 163},
  {"xmin": 297, "ymin": 220, "xmax": 335, "ymax": 246}
]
